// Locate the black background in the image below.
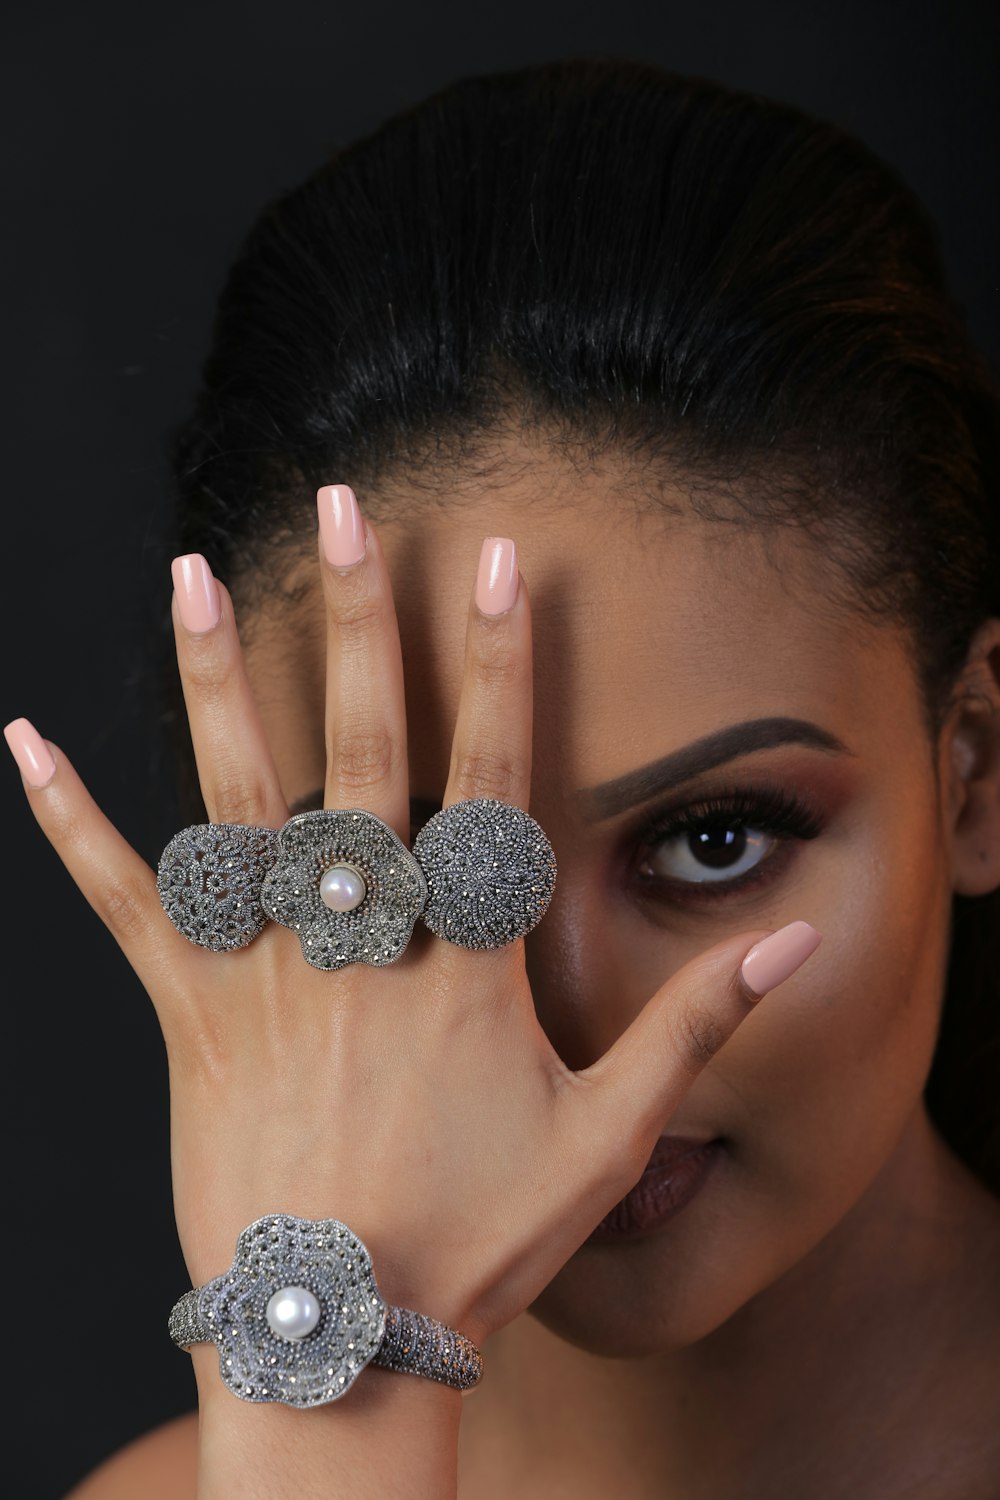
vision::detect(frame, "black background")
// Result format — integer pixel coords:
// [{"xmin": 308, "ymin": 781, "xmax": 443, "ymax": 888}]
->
[{"xmin": 3, "ymin": 2, "xmax": 998, "ymax": 1494}]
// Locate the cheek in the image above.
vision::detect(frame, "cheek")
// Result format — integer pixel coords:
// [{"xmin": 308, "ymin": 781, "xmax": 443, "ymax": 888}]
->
[
  {"xmin": 532, "ymin": 766, "xmax": 955, "ymax": 1353},
  {"xmin": 715, "ymin": 799, "xmax": 951, "ymax": 1220}
]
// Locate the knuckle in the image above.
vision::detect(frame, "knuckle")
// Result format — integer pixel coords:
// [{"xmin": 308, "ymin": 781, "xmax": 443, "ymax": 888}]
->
[
  {"xmin": 100, "ymin": 874, "xmax": 156, "ymax": 944},
  {"xmin": 330, "ymin": 727, "xmax": 398, "ymax": 790},
  {"xmin": 468, "ymin": 627, "xmax": 520, "ymax": 687},
  {"xmin": 669, "ymin": 1001, "xmax": 729, "ymax": 1075},
  {"xmin": 325, "ymin": 581, "xmax": 384, "ymax": 634},
  {"xmin": 451, "ymin": 746, "xmax": 525, "ymax": 803},
  {"xmin": 44, "ymin": 798, "xmax": 89, "ymax": 852},
  {"xmin": 208, "ymin": 770, "xmax": 274, "ymax": 828},
  {"xmin": 180, "ymin": 636, "xmax": 229, "ymax": 699}
]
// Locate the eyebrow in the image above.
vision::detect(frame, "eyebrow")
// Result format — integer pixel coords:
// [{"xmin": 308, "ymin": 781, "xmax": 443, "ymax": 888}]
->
[
  {"xmin": 290, "ymin": 717, "xmax": 851, "ymax": 821},
  {"xmin": 575, "ymin": 716, "xmax": 852, "ymax": 822}
]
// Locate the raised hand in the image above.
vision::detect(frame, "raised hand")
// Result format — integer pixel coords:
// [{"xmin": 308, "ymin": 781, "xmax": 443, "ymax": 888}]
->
[{"xmin": 4, "ymin": 484, "xmax": 822, "ymax": 1362}]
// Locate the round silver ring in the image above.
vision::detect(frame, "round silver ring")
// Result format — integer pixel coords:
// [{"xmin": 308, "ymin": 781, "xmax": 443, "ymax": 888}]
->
[{"xmin": 412, "ymin": 797, "xmax": 557, "ymax": 949}]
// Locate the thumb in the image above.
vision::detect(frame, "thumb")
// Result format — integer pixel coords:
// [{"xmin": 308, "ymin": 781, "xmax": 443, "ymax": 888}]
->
[{"xmin": 573, "ymin": 920, "xmax": 823, "ymax": 1161}]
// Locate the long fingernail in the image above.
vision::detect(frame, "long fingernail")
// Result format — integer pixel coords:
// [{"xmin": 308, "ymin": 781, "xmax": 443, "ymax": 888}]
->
[
  {"xmin": 4, "ymin": 717, "xmax": 56, "ymax": 788},
  {"xmin": 171, "ymin": 554, "xmax": 221, "ymax": 634},
  {"xmin": 318, "ymin": 483, "xmax": 367, "ymax": 569},
  {"xmin": 740, "ymin": 920, "xmax": 823, "ymax": 999},
  {"xmin": 476, "ymin": 537, "xmax": 518, "ymax": 615}
]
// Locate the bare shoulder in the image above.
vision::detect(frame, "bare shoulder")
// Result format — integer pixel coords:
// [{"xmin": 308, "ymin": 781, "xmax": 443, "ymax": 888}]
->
[{"xmin": 64, "ymin": 1412, "xmax": 198, "ymax": 1500}]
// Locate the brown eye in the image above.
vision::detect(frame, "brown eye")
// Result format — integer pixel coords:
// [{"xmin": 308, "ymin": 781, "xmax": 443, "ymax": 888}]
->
[
  {"xmin": 633, "ymin": 784, "xmax": 824, "ymax": 902},
  {"xmin": 639, "ymin": 822, "xmax": 779, "ymax": 885}
]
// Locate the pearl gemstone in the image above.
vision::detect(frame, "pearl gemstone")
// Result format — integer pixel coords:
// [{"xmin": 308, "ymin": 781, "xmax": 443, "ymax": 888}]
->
[
  {"xmin": 319, "ymin": 863, "xmax": 368, "ymax": 912},
  {"xmin": 265, "ymin": 1285, "xmax": 322, "ymax": 1341}
]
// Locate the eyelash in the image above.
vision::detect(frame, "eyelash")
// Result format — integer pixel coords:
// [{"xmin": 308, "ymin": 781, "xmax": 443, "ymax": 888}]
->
[{"xmin": 632, "ymin": 782, "xmax": 825, "ymax": 903}]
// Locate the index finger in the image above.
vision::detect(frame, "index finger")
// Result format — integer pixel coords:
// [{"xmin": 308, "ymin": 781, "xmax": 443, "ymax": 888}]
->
[{"xmin": 3, "ymin": 718, "xmax": 193, "ymax": 1009}]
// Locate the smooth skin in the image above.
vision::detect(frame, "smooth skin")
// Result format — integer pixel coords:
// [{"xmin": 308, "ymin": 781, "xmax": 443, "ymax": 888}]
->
[
  {"xmin": 32, "ymin": 450, "xmax": 1000, "ymax": 1496},
  {"xmin": 9, "ymin": 478, "xmax": 822, "ymax": 1500},
  {"xmin": 252, "ymin": 472, "xmax": 1000, "ymax": 1500}
]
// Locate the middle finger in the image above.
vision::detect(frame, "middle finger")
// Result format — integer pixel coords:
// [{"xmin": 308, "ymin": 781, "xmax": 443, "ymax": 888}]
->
[{"xmin": 318, "ymin": 484, "xmax": 410, "ymax": 842}]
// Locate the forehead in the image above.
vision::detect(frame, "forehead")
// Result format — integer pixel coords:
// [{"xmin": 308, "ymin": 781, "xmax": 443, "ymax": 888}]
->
[{"xmin": 246, "ymin": 473, "xmax": 914, "ymax": 804}]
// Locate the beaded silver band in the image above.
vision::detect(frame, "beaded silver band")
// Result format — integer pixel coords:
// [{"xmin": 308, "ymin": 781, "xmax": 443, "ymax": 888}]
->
[
  {"xmin": 168, "ymin": 1213, "xmax": 483, "ymax": 1407},
  {"xmin": 170, "ymin": 1290, "xmax": 483, "ymax": 1392}
]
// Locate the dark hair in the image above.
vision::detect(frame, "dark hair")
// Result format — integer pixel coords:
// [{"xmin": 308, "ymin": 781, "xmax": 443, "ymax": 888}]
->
[{"xmin": 158, "ymin": 56, "xmax": 1000, "ymax": 1193}]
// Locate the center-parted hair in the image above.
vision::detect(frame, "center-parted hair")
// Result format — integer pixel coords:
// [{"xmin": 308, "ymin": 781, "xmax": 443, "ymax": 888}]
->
[{"xmin": 159, "ymin": 56, "xmax": 1000, "ymax": 1192}]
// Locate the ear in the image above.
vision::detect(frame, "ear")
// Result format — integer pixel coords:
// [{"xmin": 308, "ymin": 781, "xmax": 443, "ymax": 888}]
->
[{"xmin": 942, "ymin": 617, "xmax": 1000, "ymax": 897}]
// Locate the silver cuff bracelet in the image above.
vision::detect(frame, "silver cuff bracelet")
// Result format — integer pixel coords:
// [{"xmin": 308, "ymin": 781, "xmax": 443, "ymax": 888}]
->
[{"xmin": 169, "ymin": 1213, "xmax": 484, "ymax": 1407}]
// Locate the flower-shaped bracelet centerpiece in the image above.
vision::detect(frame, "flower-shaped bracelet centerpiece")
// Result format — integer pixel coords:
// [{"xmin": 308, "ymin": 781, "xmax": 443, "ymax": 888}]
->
[{"xmin": 168, "ymin": 1213, "xmax": 483, "ymax": 1406}]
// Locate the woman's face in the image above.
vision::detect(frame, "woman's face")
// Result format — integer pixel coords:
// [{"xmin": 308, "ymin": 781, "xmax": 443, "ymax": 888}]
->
[{"xmin": 237, "ymin": 457, "xmax": 959, "ymax": 1355}]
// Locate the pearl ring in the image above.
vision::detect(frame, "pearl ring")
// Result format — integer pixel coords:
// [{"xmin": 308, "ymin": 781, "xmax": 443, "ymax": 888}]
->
[{"xmin": 156, "ymin": 798, "xmax": 557, "ymax": 971}]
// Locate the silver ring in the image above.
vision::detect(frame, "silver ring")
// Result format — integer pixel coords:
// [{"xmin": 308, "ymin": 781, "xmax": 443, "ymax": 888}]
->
[{"xmin": 157, "ymin": 798, "xmax": 556, "ymax": 971}]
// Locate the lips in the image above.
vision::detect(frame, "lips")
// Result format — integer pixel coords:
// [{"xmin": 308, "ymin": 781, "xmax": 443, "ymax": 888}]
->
[
  {"xmin": 646, "ymin": 1134, "xmax": 717, "ymax": 1172},
  {"xmin": 587, "ymin": 1135, "xmax": 724, "ymax": 1240}
]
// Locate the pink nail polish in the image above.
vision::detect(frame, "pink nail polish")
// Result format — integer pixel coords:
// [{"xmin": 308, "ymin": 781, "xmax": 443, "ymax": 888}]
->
[
  {"xmin": 171, "ymin": 554, "xmax": 221, "ymax": 634},
  {"xmin": 318, "ymin": 484, "xmax": 367, "ymax": 569},
  {"xmin": 740, "ymin": 920, "xmax": 823, "ymax": 999},
  {"xmin": 4, "ymin": 717, "xmax": 56, "ymax": 788},
  {"xmin": 476, "ymin": 537, "xmax": 518, "ymax": 615}
]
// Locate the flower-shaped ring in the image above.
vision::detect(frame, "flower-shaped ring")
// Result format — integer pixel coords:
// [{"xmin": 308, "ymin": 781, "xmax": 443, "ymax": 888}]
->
[
  {"xmin": 259, "ymin": 809, "xmax": 428, "ymax": 971},
  {"xmin": 158, "ymin": 809, "xmax": 428, "ymax": 971}
]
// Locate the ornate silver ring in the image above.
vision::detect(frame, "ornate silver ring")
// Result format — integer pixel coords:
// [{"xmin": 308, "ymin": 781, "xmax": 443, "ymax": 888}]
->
[{"xmin": 156, "ymin": 797, "xmax": 557, "ymax": 971}]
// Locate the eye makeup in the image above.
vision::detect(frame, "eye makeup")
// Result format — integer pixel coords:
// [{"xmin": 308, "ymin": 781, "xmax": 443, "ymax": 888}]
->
[{"xmin": 629, "ymin": 778, "xmax": 826, "ymax": 906}]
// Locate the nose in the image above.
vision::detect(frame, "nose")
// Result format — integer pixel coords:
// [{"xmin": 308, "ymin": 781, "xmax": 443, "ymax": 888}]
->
[{"xmin": 522, "ymin": 853, "xmax": 650, "ymax": 1074}]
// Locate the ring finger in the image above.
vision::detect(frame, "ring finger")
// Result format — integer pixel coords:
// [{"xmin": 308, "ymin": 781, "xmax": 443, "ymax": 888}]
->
[{"xmin": 443, "ymin": 535, "xmax": 532, "ymax": 816}]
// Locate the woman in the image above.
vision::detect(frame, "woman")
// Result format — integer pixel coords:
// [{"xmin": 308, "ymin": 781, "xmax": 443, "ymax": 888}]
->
[{"xmin": 7, "ymin": 56, "xmax": 999, "ymax": 1498}]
